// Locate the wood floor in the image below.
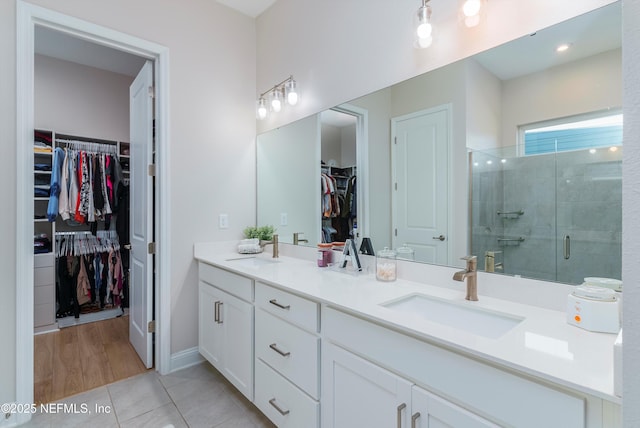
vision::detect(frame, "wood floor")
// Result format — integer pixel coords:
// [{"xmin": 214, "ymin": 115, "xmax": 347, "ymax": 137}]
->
[{"xmin": 34, "ymin": 315, "xmax": 149, "ymax": 405}]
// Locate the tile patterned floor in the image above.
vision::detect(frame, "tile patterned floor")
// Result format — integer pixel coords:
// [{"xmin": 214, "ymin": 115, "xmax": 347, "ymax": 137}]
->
[{"xmin": 22, "ymin": 362, "xmax": 276, "ymax": 428}]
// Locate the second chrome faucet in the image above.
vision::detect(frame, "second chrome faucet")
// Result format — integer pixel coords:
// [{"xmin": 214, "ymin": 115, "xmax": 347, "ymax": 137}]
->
[{"xmin": 453, "ymin": 256, "xmax": 478, "ymax": 301}]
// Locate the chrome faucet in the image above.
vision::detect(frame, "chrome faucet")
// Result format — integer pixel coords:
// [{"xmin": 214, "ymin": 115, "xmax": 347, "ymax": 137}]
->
[
  {"xmin": 293, "ymin": 232, "xmax": 309, "ymax": 245},
  {"xmin": 453, "ymin": 256, "xmax": 478, "ymax": 301},
  {"xmin": 272, "ymin": 234, "xmax": 279, "ymax": 258}
]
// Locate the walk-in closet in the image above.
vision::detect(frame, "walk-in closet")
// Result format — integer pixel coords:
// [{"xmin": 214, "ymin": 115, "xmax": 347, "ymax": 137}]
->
[{"xmin": 33, "ymin": 28, "xmax": 149, "ymax": 404}]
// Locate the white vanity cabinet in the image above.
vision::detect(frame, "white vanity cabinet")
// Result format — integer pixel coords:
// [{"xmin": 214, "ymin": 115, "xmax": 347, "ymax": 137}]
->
[
  {"xmin": 253, "ymin": 281, "xmax": 320, "ymax": 427},
  {"xmin": 323, "ymin": 342, "xmax": 498, "ymax": 428},
  {"xmin": 322, "ymin": 307, "xmax": 601, "ymax": 428},
  {"xmin": 198, "ymin": 262, "xmax": 254, "ymax": 401}
]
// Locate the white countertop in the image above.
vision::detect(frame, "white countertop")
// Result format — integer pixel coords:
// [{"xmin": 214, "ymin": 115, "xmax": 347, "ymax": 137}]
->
[{"xmin": 194, "ymin": 242, "xmax": 619, "ymax": 403}]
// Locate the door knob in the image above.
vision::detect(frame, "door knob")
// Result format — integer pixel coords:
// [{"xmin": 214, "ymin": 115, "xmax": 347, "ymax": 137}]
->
[{"xmin": 432, "ymin": 235, "xmax": 446, "ymax": 241}]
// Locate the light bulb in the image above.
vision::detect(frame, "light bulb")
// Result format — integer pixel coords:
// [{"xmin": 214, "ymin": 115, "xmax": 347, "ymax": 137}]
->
[
  {"xmin": 271, "ymin": 89, "xmax": 282, "ymax": 112},
  {"xmin": 463, "ymin": 0, "xmax": 481, "ymax": 17},
  {"xmin": 414, "ymin": 2, "xmax": 433, "ymax": 49},
  {"xmin": 285, "ymin": 79, "xmax": 299, "ymax": 105},
  {"xmin": 256, "ymin": 98, "xmax": 268, "ymax": 120},
  {"xmin": 416, "ymin": 22, "xmax": 432, "ymax": 39}
]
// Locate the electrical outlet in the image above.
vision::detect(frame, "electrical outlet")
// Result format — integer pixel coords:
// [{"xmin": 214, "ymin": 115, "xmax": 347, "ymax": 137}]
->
[
  {"xmin": 219, "ymin": 214, "xmax": 229, "ymax": 229},
  {"xmin": 280, "ymin": 212, "xmax": 288, "ymax": 226}
]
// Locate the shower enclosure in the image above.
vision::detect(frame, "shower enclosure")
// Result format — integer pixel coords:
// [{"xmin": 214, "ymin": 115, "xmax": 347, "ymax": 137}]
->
[{"xmin": 470, "ymin": 145, "xmax": 622, "ymax": 285}]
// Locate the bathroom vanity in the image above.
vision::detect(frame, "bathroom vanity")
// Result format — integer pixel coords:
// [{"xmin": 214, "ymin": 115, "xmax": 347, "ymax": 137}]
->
[{"xmin": 194, "ymin": 242, "xmax": 620, "ymax": 428}]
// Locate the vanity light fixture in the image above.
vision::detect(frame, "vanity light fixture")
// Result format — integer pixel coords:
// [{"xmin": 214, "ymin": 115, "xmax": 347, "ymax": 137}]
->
[
  {"xmin": 460, "ymin": 0, "xmax": 486, "ymax": 28},
  {"xmin": 256, "ymin": 75, "xmax": 299, "ymax": 120},
  {"xmin": 414, "ymin": 0, "xmax": 433, "ymax": 49}
]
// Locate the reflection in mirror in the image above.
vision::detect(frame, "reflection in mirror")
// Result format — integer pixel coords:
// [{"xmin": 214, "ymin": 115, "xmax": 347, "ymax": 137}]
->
[
  {"xmin": 470, "ymin": 114, "xmax": 622, "ymax": 285},
  {"xmin": 256, "ymin": 2, "xmax": 622, "ymax": 285},
  {"xmin": 320, "ymin": 109, "xmax": 358, "ymax": 244}
]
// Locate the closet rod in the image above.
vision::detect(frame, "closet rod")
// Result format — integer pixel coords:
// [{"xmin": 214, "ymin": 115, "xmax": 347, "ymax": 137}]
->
[
  {"xmin": 56, "ymin": 139, "xmax": 118, "ymax": 155},
  {"xmin": 55, "ymin": 231, "xmax": 93, "ymax": 236}
]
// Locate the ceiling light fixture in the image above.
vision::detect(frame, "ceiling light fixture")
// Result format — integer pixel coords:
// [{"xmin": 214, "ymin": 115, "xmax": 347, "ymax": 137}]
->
[
  {"xmin": 414, "ymin": 0, "xmax": 433, "ymax": 49},
  {"xmin": 460, "ymin": 0, "xmax": 486, "ymax": 28},
  {"xmin": 256, "ymin": 75, "xmax": 299, "ymax": 120}
]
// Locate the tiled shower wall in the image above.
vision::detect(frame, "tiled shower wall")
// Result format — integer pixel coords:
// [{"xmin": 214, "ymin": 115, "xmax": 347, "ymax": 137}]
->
[{"xmin": 471, "ymin": 148, "xmax": 622, "ymax": 285}]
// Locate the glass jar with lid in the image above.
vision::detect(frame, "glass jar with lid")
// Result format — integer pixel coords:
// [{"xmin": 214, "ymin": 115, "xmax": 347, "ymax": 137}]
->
[
  {"xmin": 317, "ymin": 243, "xmax": 333, "ymax": 267},
  {"xmin": 396, "ymin": 243, "xmax": 415, "ymax": 261},
  {"xmin": 376, "ymin": 247, "xmax": 397, "ymax": 282}
]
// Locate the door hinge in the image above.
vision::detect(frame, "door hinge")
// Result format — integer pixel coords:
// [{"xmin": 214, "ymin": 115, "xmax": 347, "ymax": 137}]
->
[
  {"xmin": 395, "ymin": 182, "xmax": 397, "ymax": 191},
  {"xmin": 395, "ymin": 228, "xmax": 398, "ymax": 237},
  {"xmin": 394, "ymin": 137, "xmax": 397, "ymax": 145},
  {"xmin": 148, "ymin": 164, "xmax": 156, "ymax": 176},
  {"xmin": 148, "ymin": 320, "xmax": 156, "ymax": 333},
  {"xmin": 148, "ymin": 242, "xmax": 156, "ymax": 254},
  {"xmin": 148, "ymin": 85, "xmax": 155, "ymax": 98}
]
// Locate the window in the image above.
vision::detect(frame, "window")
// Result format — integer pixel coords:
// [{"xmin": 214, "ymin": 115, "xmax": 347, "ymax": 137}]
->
[{"xmin": 521, "ymin": 112, "xmax": 623, "ymax": 155}]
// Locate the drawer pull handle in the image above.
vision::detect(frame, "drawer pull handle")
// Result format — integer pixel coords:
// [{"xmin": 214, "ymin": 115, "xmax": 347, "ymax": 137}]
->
[
  {"xmin": 268, "ymin": 398, "xmax": 290, "ymax": 416},
  {"xmin": 397, "ymin": 403, "xmax": 406, "ymax": 428},
  {"xmin": 411, "ymin": 412, "xmax": 421, "ymax": 428},
  {"xmin": 214, "ymin": 301, "xmax": 219, "ymax": 323},
  {"xmin": 269, "ymin": 343, "xmax": 291, "ymax": 357},
  {"xmin": 217, "ymin": 302, "xmax": 223, "ymax": 324},
  {"xmin": 269, "ymin": 299, "xmax": 290, "ymax": 310}
]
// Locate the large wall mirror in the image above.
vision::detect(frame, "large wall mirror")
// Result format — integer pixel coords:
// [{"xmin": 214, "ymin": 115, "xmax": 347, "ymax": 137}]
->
[{"xmin": 257, "ymin": 1, "xmax": 622, "ymax": 285}]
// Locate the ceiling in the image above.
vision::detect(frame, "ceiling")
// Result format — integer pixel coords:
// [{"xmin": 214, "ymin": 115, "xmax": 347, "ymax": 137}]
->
[
  {"xmin": 474, "ymin": 2, "xmax": 621, "ymax": 80},
  {"xmin": 35, "ymin": 26, "xmax": 146, "ymax": 77}
]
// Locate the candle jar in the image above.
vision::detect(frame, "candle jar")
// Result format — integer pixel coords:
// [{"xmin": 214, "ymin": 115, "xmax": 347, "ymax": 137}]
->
[
  {"xmin": 317, "ymin": 243, "xmax": 333, "ymax": 267},
  {"xmin": 376, "ymin": 247, "xmax": 397, "ymax": 281}
]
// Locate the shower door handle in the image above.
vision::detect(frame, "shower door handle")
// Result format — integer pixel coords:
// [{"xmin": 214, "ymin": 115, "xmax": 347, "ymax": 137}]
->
[{"xmin": 563, "ymin": 235, "xmax": 570, "ymax": 260}]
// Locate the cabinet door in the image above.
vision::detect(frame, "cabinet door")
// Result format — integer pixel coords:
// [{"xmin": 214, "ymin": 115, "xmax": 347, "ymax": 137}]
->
[
  {"xmin": 322, "ymin": 343, "xmax": 412, "ymax": 428},
  {"xmin": 198, "ymin": 281, "xmax": 224, "ymax": 368},
  {"xmin": 411, "ymin": 385, "xmax": 499, "ymax": 428},
  {"xmin": 220, "ymin": 290, "xmax": 254, "ymax": 401}
]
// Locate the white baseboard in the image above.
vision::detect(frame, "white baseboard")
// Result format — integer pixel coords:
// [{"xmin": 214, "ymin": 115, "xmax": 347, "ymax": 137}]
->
[{"xmin": 169, "ymin": 347, "xmax": 204, "ymax": 373}]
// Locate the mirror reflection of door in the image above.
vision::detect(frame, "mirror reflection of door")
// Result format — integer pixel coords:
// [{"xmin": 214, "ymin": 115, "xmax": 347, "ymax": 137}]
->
[
  {"xmin": 392, "ymin": 105, "xmax": 451, "ymax": 264},
  {"xmin": 320, "ymin": 110, "xmax": 358, "ymax": 243}
]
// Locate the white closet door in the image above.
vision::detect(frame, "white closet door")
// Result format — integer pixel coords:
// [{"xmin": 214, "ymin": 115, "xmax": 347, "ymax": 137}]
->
[{"xmin": 129, "ymin": 60, "xmax": 154, "ymax": 368}]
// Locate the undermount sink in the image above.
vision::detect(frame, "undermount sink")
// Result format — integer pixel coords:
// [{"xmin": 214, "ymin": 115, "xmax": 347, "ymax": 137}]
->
[
  {"xmin": 380, "ymin": 294, "xmax": 523, "ymax": 339},
  {"xmin": 225, "ymin": 256, "xmax": 280, "ymax": 267}
]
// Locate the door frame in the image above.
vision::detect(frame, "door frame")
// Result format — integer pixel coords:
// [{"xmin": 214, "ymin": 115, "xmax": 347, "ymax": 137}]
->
[
  {"xmin": 390, "ymin": 104, "xmax": 453, "ymax": 265},
  {"xmin": 16, "ymin": 1, "xmax": 171, "ymax": 415},
  {"xmin": 330, "ymin": 103, "xmax": 370, "ymax": 239}
]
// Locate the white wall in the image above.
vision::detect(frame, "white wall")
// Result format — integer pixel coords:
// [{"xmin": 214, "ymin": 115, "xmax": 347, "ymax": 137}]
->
[
  {"xmin": 1, "ymin": 0, "xmax": 256, "ymax": 404},
  {"xmin": 501, "ymin": 49, "xmax": 622, "ymax": 146},
  {"xmin": 622, "ymin": 0, "xmax": 640, "ymax": 425},
  {"xmin": 341, "ymin": 125, "xmax": 357, "ymax": 167},
  {"xmin": 34, "ymin": 54, "xmax": 132, "ymax": 141},
  {"xmin": 320, "ymin": 123, "xmax": 342, "ymax": 164},
  {"xmin": 465, "ymin": 59, "xmax": 502, "ymax": 151}
]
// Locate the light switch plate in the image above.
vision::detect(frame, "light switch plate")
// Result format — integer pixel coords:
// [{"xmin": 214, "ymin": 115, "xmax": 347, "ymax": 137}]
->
[
  {"xmin": 280, "ymin": 213, "xmax": 288, "ymax": 226},
  {"xmin": 219, "ymin": 214, "xmax": 229, "ymax": 229}
]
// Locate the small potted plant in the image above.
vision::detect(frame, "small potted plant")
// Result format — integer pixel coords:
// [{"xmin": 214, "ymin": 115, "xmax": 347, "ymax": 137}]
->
[{"xmin": 243, "ymin": 225, "xmax": 276, "ymax": 247}]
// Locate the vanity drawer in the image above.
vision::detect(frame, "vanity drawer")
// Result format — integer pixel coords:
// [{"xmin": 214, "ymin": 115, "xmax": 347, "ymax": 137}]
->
[
  {"xmin": 255, "ymin": 358, "xmax": 319, "ymax": 428},
  {"xmin": 256, "ymin": 308, "xmax": 319, "ymax": 399},
  {"xmin": 198, "ymin": 262, "xmax": 253, "ymax": 302},
  {"xmin": 255, "ymin": 281, "xmax": 319, "ymax": 332}
]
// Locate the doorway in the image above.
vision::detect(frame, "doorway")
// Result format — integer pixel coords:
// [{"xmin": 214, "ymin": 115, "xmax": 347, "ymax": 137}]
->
[{"xmin": 16, "ymin": 3, "xmax": 171, "ymax": 420}]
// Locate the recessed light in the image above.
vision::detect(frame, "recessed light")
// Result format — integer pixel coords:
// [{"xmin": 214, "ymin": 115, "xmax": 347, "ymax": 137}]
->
[
  {"xmin": 609, "ymin": 146, "xmax": 619, "ymax": 152},
  {"xmin": 556, "ymin": 43, "xmax": 571, "ymax": 53},
  {"xmin": 589, "ymin": 149, "xmax": 597, "ymax": 154}
]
